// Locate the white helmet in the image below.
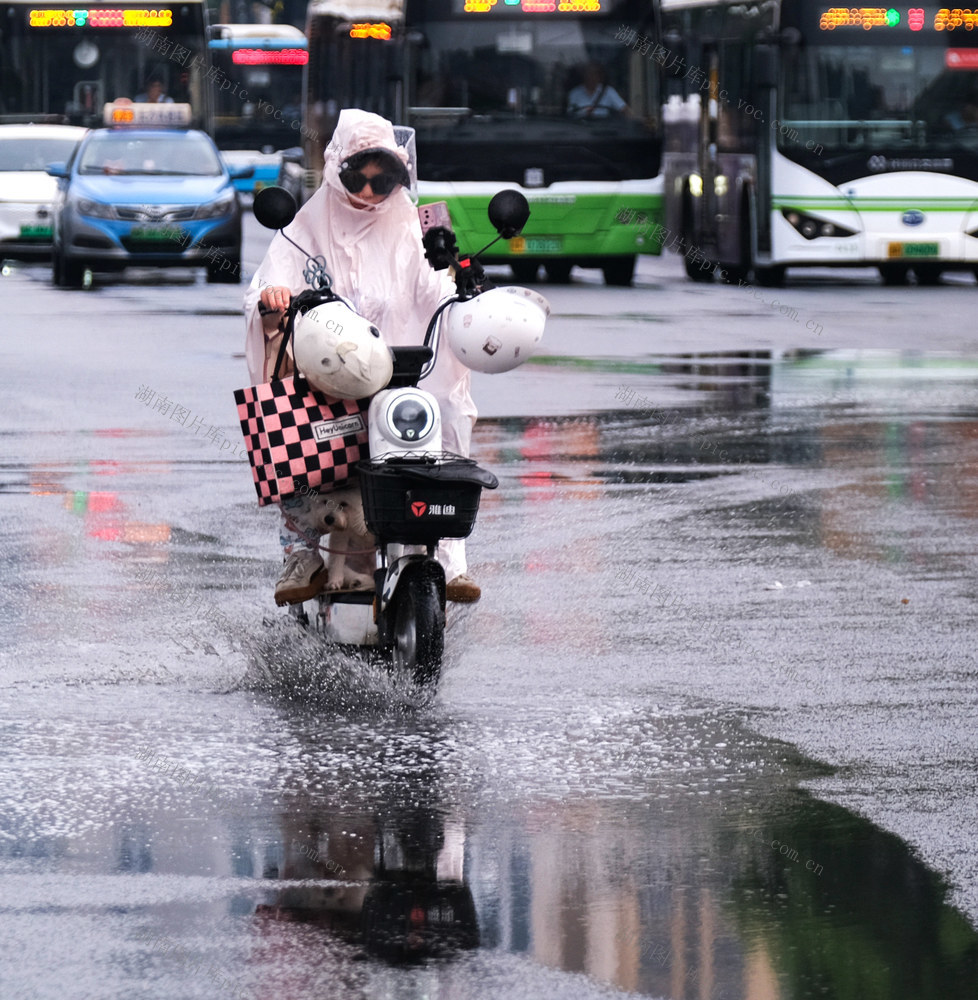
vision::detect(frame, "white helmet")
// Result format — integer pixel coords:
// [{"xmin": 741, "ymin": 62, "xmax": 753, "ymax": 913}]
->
[
  {"xmin": 444, "ymin": 286, "xmax": 549, "ymax": 374},
  {"xmin": 293, "ymin": 300, "xmax": 393, "ymax": 398}
]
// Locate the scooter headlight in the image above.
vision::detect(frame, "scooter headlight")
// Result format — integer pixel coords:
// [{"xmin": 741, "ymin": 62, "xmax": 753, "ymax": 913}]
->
[{"xmin": 387, "ymin": 393, "xmax": 436, "ymax": 443}]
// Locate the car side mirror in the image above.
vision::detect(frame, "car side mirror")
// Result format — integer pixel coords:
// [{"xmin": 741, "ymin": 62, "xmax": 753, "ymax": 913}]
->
[
  {"xmin": 46, "ymin": 162, "xmax": 68, "ymax": 178},
  {"xmin": 487, "ymin": 189, "xmax": 530, "ymax": 239},
  {"xmin": 228, "ymin": 164, "xmax": 255, "ymax": 181},
  {"xmin": 253, "ymin": 185, "xmax": 298, "ymax": 230}
]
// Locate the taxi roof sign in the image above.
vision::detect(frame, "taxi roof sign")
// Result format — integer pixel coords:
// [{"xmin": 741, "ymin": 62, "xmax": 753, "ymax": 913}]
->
[{"xmin": 102, "ymin": 101, "xmax": 193, "ymax": 127}]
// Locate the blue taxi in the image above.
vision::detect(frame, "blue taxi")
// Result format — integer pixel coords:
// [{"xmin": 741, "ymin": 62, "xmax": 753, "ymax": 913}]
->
[{"xmin": 48, "ymin": 103, "xmax": 252, "ymax": 287}]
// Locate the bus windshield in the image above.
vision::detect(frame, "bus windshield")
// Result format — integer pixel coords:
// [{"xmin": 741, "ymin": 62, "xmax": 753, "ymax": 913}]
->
[
  {"xmin": 0, "ymin": 1, "xmax": 211, "ymax": 129},
  {"xmin": 404, "ymin": 5, "xmax": 658, "ymax": 183},
  {"xmin": 778, "ymin": 4, "xmax": 978, "ymax": 157},
  {"xmin": 781, "ymin": 44, "xmax": 978, "ymax": 155}
]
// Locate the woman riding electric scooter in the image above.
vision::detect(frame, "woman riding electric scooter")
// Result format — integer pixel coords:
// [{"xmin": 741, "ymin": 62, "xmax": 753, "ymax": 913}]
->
[{"xmin": 243, "ymin": 109, "xmax": 481, "ymax": 607}]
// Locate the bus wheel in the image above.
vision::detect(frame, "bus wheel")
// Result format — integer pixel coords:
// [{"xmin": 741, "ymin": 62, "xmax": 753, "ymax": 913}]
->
[
  {"xmin": 879, "ymin": 263, "xmax": 910, "ymax": 286},
  {"xmin": 602, "ymin": 256, "xmax": 635, "ymax": 286},
  {"xmin": 718, "ymin": 264, "xmax": 747, "ymax": 284},
  {"xmin": 510, "ymin": 260, "xmax": 540, "ymax": 283},
  {"xmin": 544, "ymin": 261, "xmax": 573, "ymax": 283},
  {"xmin": 913, "ymin": 263, "xmax": 942, "ymax": 286},
  {"xmin": 755, "ymin": 265, "xmax": 786, "ymax": 288},
  {"xmin": 684, "ymin": 253, "xmax": 716, "ymax": 282}
]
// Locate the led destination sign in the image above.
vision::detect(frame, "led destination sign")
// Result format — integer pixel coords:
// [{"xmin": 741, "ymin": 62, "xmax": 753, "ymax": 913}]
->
[
  {"xmin": 349, "ymin": 22, "xmax": 392, "ymax": 38},
  {"xmin": 818, "ymin": 7, "xmax": 978, "ymax": 30},
  {"xmin": 29, "ymin": 7, "xmax": 173, "ymax": 27},
  {"xmin": 231, "ymin": 48, "xmax": 308, "ymax": 65},
  {"xmin": 459, "ymin": 1, "xmax": 603, "ymax": 14}
]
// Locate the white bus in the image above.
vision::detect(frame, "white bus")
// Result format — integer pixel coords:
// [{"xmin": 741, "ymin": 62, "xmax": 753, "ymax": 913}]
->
[{"xmin": 660, "ymin": 2, "xmax": 978, "ymax": 286}]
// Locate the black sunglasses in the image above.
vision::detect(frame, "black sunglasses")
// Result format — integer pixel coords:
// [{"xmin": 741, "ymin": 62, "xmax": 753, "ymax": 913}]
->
[{"xmin": 339, "ymin": 167, "xmax": 402, "ymax": 196}]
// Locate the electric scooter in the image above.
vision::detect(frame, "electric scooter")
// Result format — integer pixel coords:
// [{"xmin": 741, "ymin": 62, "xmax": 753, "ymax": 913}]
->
[{"xmin": 251, "ymin": 185, "xmax": 540, "ymax": 684}]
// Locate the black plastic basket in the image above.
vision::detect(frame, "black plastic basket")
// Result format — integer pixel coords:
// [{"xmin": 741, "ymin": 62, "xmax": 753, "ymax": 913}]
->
[{"xmin": 358, "ymin": 454, "xmax": 496, "ymax": 545}]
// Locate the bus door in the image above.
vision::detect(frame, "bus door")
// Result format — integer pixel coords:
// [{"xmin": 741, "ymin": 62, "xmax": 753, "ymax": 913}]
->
[
  {"xmin": 697, "ymin": 44, "xmax": 722, "ymax": 255},
  {"xmin": 752, "ymin": 42, "xmax": 778, "ymax": 258}
]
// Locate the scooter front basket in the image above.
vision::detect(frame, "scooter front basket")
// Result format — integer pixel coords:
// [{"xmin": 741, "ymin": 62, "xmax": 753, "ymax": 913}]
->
[{"xmin": 358, "ymin": 454, "xmax": 496, "ymax": 545}]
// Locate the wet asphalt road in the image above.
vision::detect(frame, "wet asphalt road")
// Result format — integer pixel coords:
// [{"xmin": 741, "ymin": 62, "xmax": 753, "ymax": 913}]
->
[{"xmin": 1, "ymin": 223, "xmax": 977, "ymax": 999}]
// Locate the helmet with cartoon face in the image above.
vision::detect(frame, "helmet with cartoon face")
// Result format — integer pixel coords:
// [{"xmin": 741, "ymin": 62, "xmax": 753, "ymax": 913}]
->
[
  {"xmin": 443, "ymin": 286, "xmax": 548, "ymax": 374},
  {"xmin": 293, "ymin": 300, "xmax": 393, "ymax": 398}
]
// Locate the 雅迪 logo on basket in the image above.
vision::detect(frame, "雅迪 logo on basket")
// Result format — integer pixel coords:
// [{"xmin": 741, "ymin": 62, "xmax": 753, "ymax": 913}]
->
[{"xmin": 408, "ymin": 499, "xmax": 457, "ymax": 517}]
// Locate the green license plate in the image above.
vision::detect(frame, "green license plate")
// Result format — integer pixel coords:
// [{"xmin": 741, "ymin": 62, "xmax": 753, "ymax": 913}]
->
[
  {"xmin": 19, "ymin": 224, "xmax": 52, "ymax": 238},
  {"xmin": 511, "ymin": 236, "xmax": 563, "ymax": 254},
  {"xmin": 130, "ymin": 226, "xmax": 184, "ymax": 242},
  {"xmin": 888, "ymin": 241, "xmax": 939, "ymax": 258}
]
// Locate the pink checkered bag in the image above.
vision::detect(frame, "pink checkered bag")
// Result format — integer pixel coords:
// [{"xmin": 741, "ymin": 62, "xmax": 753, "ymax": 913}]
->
[{"xmin": 234, "ymin": 375, "xmax": 370, "ymax": 506}]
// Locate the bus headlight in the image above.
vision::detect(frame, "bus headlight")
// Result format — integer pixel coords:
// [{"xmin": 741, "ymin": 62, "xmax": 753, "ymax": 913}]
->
[{"xmin": 783, "ymin": 209, "xmax": 855, "ymax": 240}]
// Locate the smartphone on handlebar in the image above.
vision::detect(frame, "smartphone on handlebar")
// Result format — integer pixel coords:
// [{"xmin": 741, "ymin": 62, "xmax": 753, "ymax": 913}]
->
[
  {"xmin": 419, "ymin": 202, "xmax": 459, "ymax": 274},
  {"xmin": 418, "ymin": 201, "xmax": 453, "ymax": 235}
]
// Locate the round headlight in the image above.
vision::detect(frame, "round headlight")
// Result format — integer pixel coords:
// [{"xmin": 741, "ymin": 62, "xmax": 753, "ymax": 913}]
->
[{"xmin": 391, "ymin": 397, "xmax": 434, "ymax": 441}]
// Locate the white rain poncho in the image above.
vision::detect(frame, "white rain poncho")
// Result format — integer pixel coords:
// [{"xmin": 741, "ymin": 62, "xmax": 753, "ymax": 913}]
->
[{"xmin": 244, "ymin": 109, "xmax": 476, "ymax": 581}]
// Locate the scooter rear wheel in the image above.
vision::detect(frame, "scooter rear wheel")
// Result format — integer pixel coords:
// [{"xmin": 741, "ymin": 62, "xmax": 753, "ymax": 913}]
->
[{"xmin": 392, "ymin": 573, "xmax": 444, "ymax": 685}]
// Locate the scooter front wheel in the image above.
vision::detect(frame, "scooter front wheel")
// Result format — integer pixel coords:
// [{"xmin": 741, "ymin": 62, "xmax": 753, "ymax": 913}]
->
[{"xmin": 392, "ymin": 571, "xmax": 445, "ymax": 685}]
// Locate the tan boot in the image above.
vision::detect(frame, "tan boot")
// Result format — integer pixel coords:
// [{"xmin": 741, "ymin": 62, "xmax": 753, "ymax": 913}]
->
[{"xmin": 446, "ymin": 574, "xmax": 481, "ymax": 604}]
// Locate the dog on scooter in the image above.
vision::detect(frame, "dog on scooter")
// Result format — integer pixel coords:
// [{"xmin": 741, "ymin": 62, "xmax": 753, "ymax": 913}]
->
[{"xmin": 308, "ymin": 484, "xmax": 376, "ymax": 591}]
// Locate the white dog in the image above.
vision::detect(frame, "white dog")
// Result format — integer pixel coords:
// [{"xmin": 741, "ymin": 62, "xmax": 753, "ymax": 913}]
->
[{"xmin": 308, "ymin": 484, "xmax": 376, "ymax": 591}]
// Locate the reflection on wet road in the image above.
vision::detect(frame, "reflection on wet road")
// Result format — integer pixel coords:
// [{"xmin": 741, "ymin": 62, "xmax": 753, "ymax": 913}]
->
[{"xmin": 2, "ymin": 347, "xmax": 977, "ymax": 998}]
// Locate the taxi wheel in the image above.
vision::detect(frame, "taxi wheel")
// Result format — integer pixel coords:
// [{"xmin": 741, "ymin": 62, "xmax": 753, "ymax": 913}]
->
[
  {"xmin": 54, "ymin": 251, "xmax": 85, "ymax": 288},
  {"xmin": 206, "ymin": 258, "xmax": 241, "ymax": 284}
]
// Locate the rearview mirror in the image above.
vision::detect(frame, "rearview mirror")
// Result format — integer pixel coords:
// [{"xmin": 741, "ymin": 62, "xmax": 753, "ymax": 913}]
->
[
  {"xmin": 253, "ymin": 185, "xmax": 298, "ymax": 230},
  {"xmin": 487, "ymin": 190, "xmax": 530, "ymax": 239}
]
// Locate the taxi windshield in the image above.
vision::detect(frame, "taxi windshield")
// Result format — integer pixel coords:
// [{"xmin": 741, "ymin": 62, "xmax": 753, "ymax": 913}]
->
[{"xmin": 78, "ymin": 133, "xmax": 222, "ymax": 176}]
